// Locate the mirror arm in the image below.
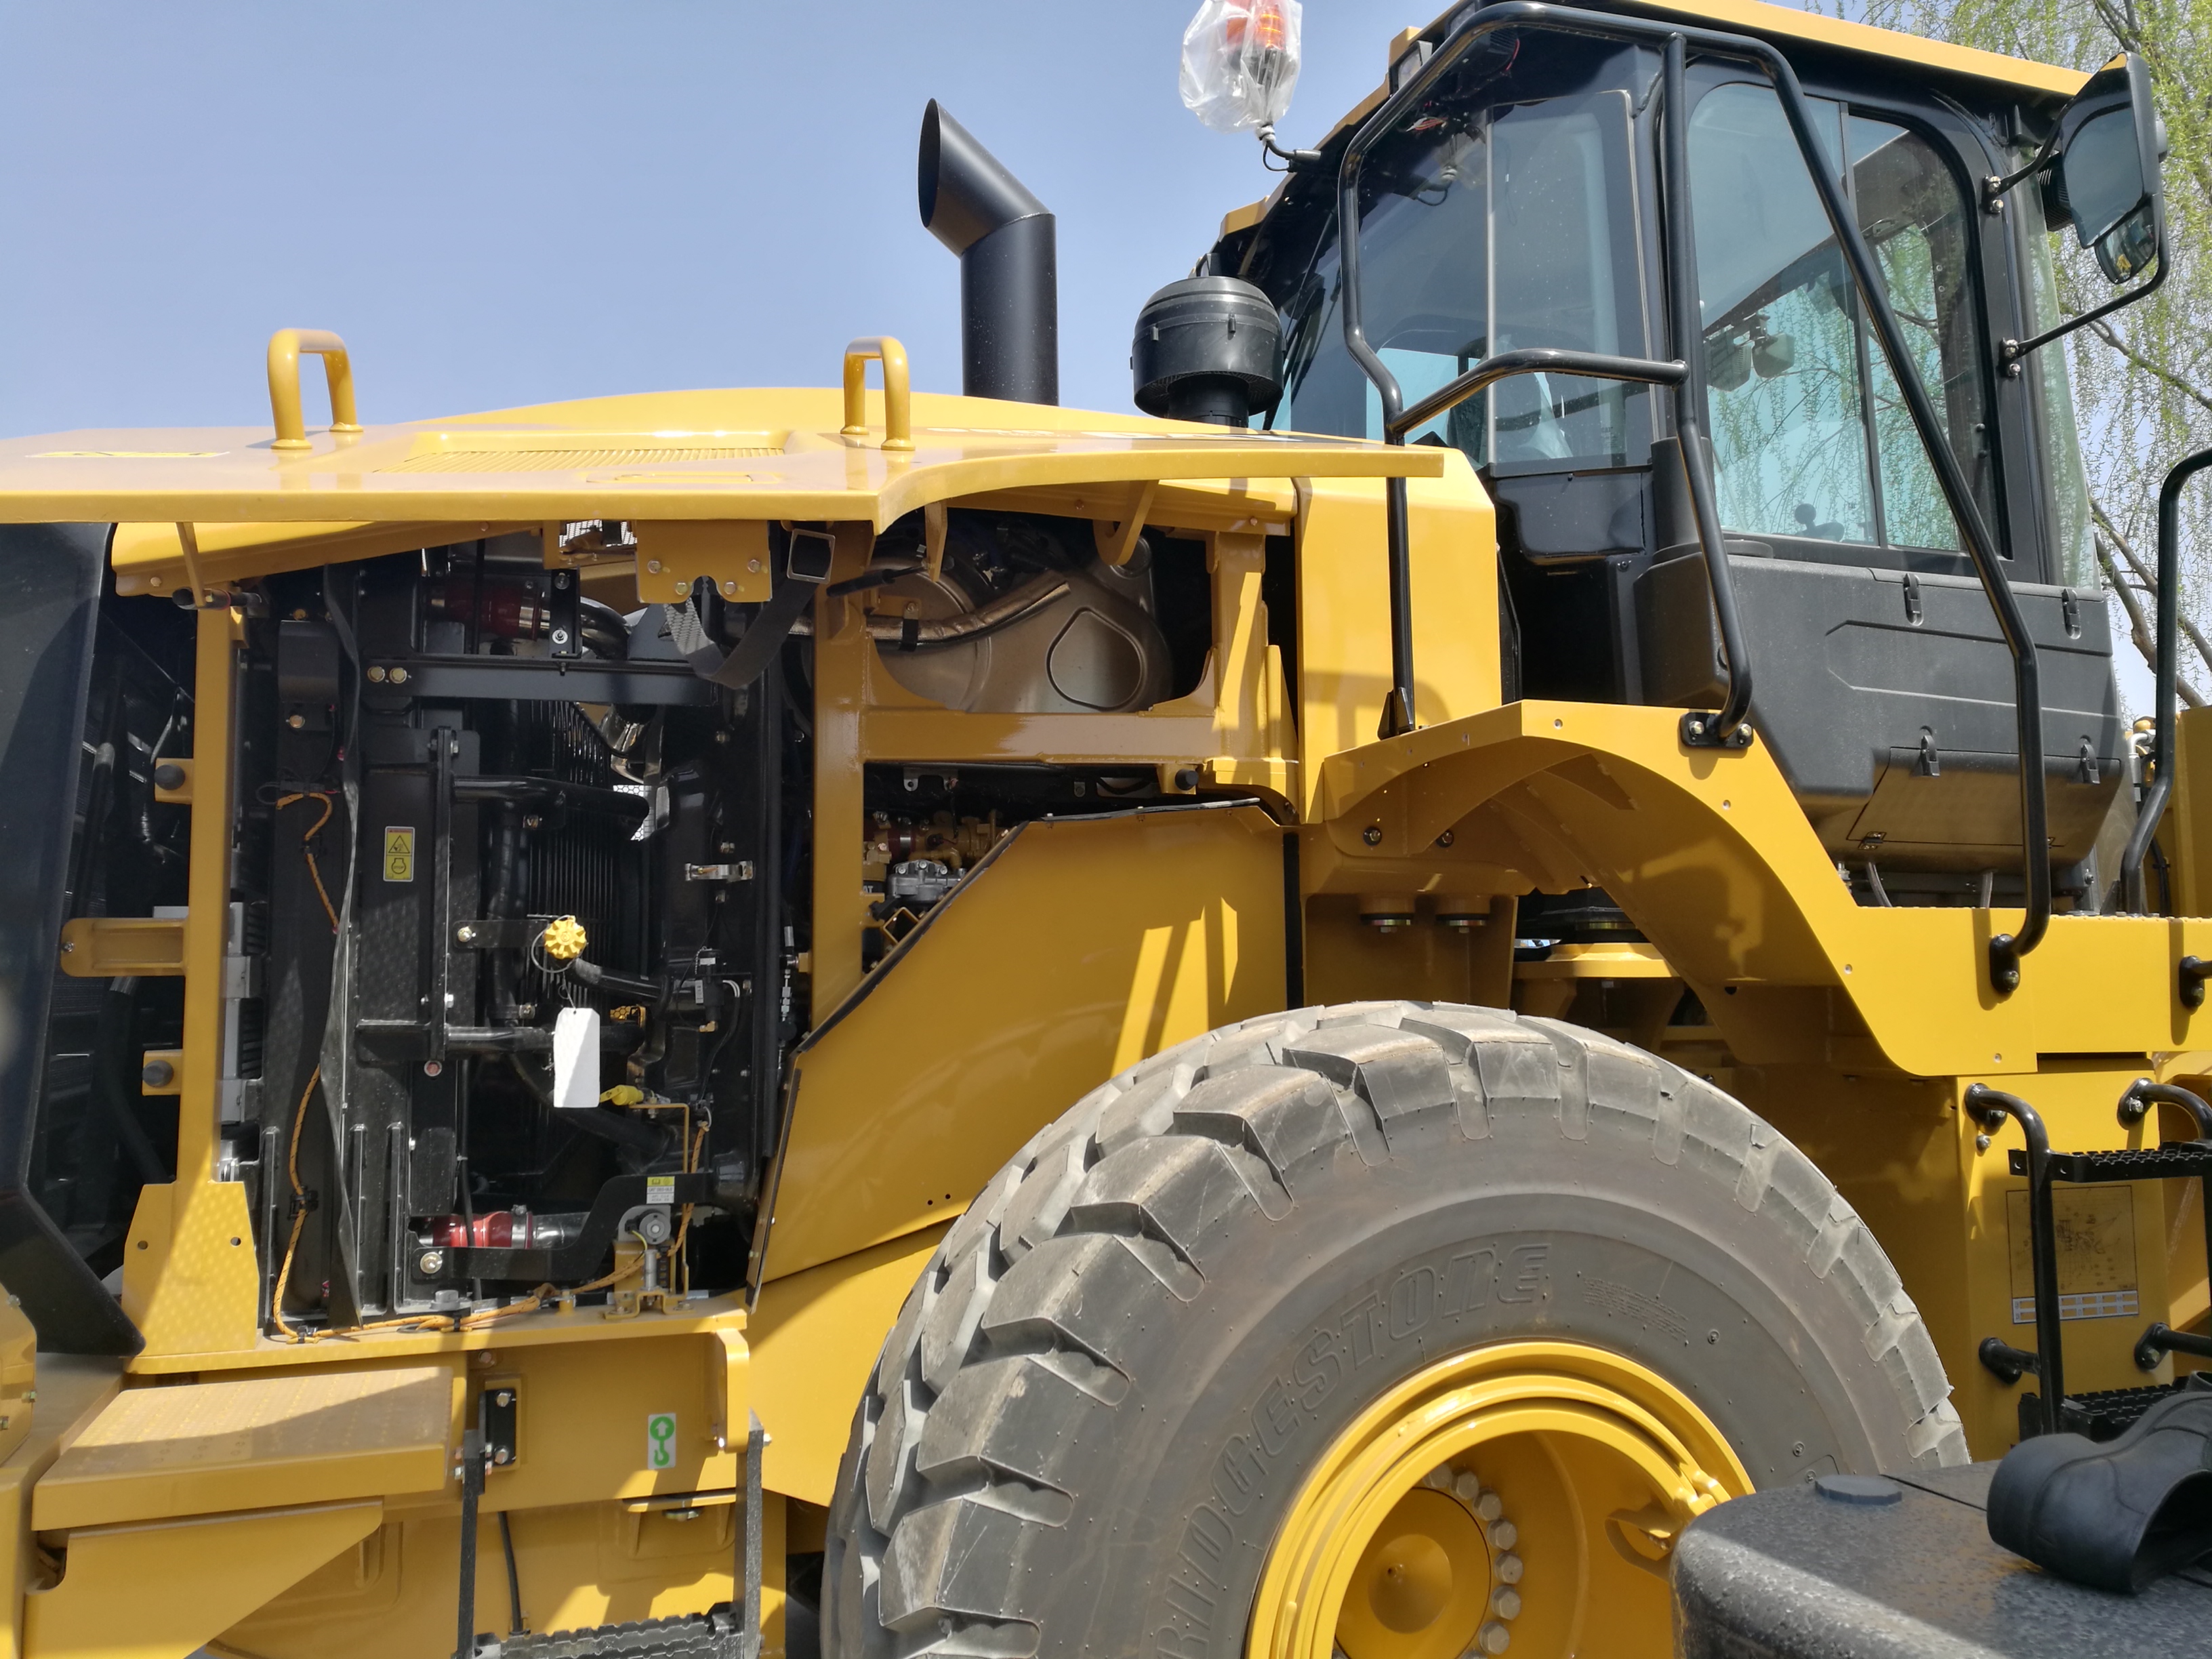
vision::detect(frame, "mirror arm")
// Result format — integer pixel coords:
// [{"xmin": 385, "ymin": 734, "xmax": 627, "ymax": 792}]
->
[
  {"xmin": 1983, "ymin": 124, "xmax": 2067, "ymax": 210},
  {"xmin": 2001, "ymin": 217, "xmax": 2169, "ymax": 366}
]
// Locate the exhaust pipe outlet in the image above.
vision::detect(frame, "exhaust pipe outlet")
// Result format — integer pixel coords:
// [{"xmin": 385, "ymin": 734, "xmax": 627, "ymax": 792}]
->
[{"xmin": 918, "ymin": 100, "xmax": 1058, "ymax": 405}]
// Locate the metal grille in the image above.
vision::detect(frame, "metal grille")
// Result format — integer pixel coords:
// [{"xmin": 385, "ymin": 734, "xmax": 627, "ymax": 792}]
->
[{"xmin": 518, "ymin": 705, "xmax": 648, "ymax": 1010}]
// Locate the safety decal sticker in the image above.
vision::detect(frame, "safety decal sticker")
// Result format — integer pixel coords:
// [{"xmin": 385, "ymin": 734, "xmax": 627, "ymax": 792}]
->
[
  {"xmin": 647, "ymin": 1412, "xmax": 678, "ymax": 1471},
  {"xmin": 383, "ymin": 826, "xmax": 415, "ymax": 882}
]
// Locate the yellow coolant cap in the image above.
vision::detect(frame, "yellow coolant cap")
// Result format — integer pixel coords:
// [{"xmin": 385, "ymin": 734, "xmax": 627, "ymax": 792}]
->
[{"xmin": 541, "ymin": 916, "xmax": 588, "ymax": 961}]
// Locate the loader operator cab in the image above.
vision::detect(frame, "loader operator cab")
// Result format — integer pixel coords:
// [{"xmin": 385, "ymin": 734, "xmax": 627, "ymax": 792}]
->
[{"xmin": 1231, "ymin": 20, "xmax": 2160, "ymax": 910}]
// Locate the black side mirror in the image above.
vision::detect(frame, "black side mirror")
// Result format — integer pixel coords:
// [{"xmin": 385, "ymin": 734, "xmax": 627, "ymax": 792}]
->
[
  {"xmin": 1991, "ymin": 53, "xmax": 2168, "ymax": 365},
  {"xmin": 2050, "ymin": 54, "xmax": 2165, "ymax": 283}
]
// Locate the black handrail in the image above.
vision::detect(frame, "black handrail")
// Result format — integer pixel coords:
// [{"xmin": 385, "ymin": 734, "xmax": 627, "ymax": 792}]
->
[
  {"xmin": 2121, "ymin": 444, "xmax": 2212, "ymax": 914},
  {"xmin": 1968, "ymin": 1083, "xmax": 2064, "ymax": 1436},
  {"xmin": 1331, "ymin": 0, "xmax": 2052, "ymax": 986},
  {"xmin": 1387, "ymin": 348, "xmax": 1686, "ymax": 441}
]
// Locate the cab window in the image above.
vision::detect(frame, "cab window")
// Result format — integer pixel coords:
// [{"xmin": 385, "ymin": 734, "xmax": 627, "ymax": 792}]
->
[
  {"xmin": 1689, "ymin": 82, "xmax": 1994, "ymax": 554},
  {"xmin": 1277, "ymin": 60, "xmax": 1652, "ymax": 473}
]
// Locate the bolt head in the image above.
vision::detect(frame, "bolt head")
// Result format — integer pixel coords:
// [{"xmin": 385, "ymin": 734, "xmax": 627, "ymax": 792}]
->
[
  {"xmin": 647, "ymin": 559, "xmax": 663, "ymax": 573},
  {"xmin": 388, "ymin": 666, "xmax": 410, "ymax": 685},
  {"xmin": 367, "ymin": 664, "xmax": 388, "ymax": 683},
  {"xmin": 418, "ymin": 1249, "xmax": 445, "ymax": 1275},
  {"xmin": 1362, "ymin": 824, "xmax": 1384, "ymax": 846},
  {"xmin": 286, "ymin": 712, "xmax": 306, "ymax": 730}
]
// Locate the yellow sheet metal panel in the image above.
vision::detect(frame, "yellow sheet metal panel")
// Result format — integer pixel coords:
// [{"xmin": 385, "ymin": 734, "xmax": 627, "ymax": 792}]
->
[
  {"xmin": 119, "ymin": 1182, "xmax": 260, "ymax": 1362},
  {"xmin": 1294, "ymin": 464, "xmax": 1499, "ymax": 787},
  {"xmin": 121, "ymin": 1294, "xmax": 745, "ymax": 1378},
  {"xmin": 630, "ymin": 520, "xmax": 773, "ymax": 606},
  {"xmin": 22, "ymin": 1500, "xmax": 378, "ymax": 1659},
  {"xmin": 0, "ymin": 1359, "xmax": 125, "ymax": 1659},
  {"xmin": 33, "ymin": 1366, "xmax": 449, "ymax": 1532},
  {"xmin": 746, "ymin": 1227, "xmax": 949, "ymax": 1508},
  {"xmin": 0, "ymin": 390, "xmax": 1443, "ymax": 533},
  {"xmin": 760, "ymin": 806, "xmax": 1288, "ymax": 1282},
  {"xmin": 1319, "ymin": 700, "xmax": 2212, "ymax": 1076}
]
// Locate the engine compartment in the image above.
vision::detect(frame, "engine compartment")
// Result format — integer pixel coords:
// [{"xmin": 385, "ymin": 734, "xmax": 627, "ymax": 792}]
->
[{"xmin": 35, "ymin": 508, "xmax": 1218, "ymax": 1332}]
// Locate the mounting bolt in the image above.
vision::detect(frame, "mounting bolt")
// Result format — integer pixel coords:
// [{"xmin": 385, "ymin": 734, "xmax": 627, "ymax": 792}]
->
[
  {"xmin": 141, "ymin": 1058, "xmax": 174, "ymax": 1088},
  {"xmin": 286, "ymin": 713, "xmax": 306, "ymax": 730},
  {"xmin": 646, "ymin": 559, "xmax": 663, "ymax": 574},
  {"xmin": 1975, "ymin": 1132, "xmax": 1992, "ymax": 1153},
  {"xmin": 388, "ymin": 666, "xmax": 410, "ymax": 685},
  {"xmin": 1436, "ymin": 830, "xmax": 1455, "ymax": 848},
  {"xmin": 366, "ymin": 664, "xmax": 388, "ymax": 683},
  {"xmin": 418, "ymin": 1249, "xmax": 446, "ymax": 1275},
  {"xmin": 457, "ymin": 924, "xmax": 478, "ymax": 944},
  {"xmin": 152, "ymin": 762, "xmax": 186, "ymax": 790},
  {"xmin": 1363, "ymin": 824, "xmax": 1384, "ymax": 846}
]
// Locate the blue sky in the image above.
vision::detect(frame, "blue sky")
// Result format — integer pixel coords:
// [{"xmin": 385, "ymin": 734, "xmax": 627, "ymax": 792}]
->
[{"xmin": 0, "ymin": 1, "xmax": 1429, "ymax": 438}]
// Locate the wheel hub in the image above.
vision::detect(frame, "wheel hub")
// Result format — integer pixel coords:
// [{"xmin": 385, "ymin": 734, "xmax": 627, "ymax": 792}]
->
[{"xmin": 1248, "ymin": 1342, "xmax": 1750, "ymax": 1659}]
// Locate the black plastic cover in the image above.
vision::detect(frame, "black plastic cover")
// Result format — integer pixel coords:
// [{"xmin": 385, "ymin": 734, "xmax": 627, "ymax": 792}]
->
[
  {"xmin": 0, "ymin": 525, "xmax": 143, "ymax": 1355},
  {"xmin": 1132, "ymin": 276, "xmax": 1284, "ymax": 426},
  {"xmin": 1637, "ymin": 550, "xmax": 2123, "ymax": 867}
]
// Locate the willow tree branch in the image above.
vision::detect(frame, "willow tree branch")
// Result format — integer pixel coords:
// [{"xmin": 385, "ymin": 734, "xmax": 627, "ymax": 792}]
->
[
  {"xmin": 2093, "ymin": 501, "xmax": 2212, "ymax": 672},
  {"xmin": 2097, "ymin": 539, "xmax": 2206, "ymax": 708},
  {"xmin": 2083, "ymin": 317, "xmax": 2212, "ymax": 418}
]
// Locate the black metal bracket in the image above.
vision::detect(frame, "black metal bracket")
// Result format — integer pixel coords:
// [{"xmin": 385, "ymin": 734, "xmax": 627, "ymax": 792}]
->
[
  {"xmin": 1980, "ymin": 1335, "xmax": 2041, "ymax": 1385},
  {"xmin": 741, "ymin": 1410, "xmax": 765, "ymax": 1659},
  {"xmin": 2134, "ymin": 1321, "xmax": 2212, "ymax": 1373},
  {"xmin": 1680, "ymin": 712, "xmax": 1753, "ymax": 750},
  {"xmin": 547, "ymin": 568, "xmax": 581, "ymax": 660},
  {"xmin": 2179, "ymin": 955, "xmax": 2211, "ymax": 1010},
  {"xmin": 1990, "ymin": 933, "xmax": 2023, "ymax": 996}
]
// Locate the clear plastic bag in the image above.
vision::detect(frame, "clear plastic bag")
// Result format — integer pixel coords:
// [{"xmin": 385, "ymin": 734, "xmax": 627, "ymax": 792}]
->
[{"xmin": 1179, "ymin": 0, "xmax": 1303, "ymax": 135}]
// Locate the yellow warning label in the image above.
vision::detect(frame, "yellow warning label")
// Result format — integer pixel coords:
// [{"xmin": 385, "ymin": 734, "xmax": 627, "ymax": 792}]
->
[
  {"xmin": 2008, "ymin": 1186, "xmax": 2139, "ymax": 1323},
  {"xmin": 383, "ymin": 826, "xmax": 415, "ymax": 883}
]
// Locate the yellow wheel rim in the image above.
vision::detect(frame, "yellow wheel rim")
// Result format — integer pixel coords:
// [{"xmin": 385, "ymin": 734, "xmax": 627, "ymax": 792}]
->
[{"xmin": 1246, "ymin": 1342, "xmax": 1753, "ymax": 1659}]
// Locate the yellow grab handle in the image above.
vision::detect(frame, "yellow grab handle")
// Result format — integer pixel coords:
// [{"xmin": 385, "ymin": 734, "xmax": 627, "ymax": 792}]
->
[
  {"xmin": 267, "ymin": 328, "xmax": 363, "ymax": 451},
  {"xmin": 840, "ymin": 337, "xmax": 913, "ymax": 452}
]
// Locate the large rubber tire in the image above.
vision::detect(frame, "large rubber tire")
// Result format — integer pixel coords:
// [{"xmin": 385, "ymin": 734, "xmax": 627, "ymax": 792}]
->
[{"xmin": 823, "ymin": 1002, "xmax": 1966, "ymax": 1659}]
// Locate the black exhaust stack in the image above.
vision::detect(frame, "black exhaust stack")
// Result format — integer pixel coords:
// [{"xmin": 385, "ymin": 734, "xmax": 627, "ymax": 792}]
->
[{"xmin": 918, "ymin": 100, "xmax": 1058, "ymax": 405}]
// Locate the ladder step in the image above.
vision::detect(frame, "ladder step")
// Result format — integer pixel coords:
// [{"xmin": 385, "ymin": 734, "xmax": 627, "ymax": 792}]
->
[
  {"xmin": 487, "ymin": 1612, "xmax": 747, "ymax": 1659},
  {"xmin": 2056, "ymin": 1381, "xmax": 2190, "ymax": 1441},
  {"xmin": 2011, "ymin": 1143, "xmax": 2212, "ymax": 1183}
]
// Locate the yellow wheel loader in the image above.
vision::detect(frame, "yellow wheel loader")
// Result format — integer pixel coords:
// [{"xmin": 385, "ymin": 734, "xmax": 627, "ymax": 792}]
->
[{"xmin": 0, "ymin": 3, "xmax": 2196, "ymax": 1656}]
